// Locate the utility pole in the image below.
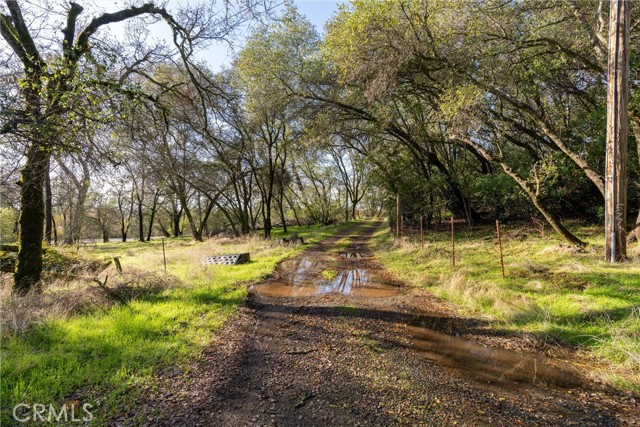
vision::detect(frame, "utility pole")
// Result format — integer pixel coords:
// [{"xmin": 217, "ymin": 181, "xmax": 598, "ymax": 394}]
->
[{"xmin": 605, "ymin": 0, "xmax": 630, "ymax": 262}]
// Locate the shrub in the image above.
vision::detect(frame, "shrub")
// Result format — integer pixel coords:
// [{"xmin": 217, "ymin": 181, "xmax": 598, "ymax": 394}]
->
[{"xmin": 0, "ymin": 207, "xmax": 17, "ymax": 244}]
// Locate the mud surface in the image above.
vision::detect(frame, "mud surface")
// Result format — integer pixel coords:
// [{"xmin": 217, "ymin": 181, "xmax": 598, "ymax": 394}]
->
[
  {"xmin": 253, "ymin": 232, "xmax": 402, "ymax": 298},
  {"xmin": 122, "ymin": 221, "xmax": 638, "ymax": 426}
]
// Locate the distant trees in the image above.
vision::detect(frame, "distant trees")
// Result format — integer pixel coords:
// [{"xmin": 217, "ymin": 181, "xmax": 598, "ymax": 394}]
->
[{"xmin": 0, "ymin": 0, "xmax": 263, "ymax": 293}]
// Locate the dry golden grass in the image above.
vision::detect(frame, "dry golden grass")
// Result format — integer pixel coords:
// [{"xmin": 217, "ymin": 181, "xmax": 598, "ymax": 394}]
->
[{"xmin": 0, "ymin": 268, "xmax": 173, "ymax": 334}]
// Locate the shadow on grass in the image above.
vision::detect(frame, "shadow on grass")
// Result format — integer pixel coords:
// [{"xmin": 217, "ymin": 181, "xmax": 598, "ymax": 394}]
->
[{"xmin": 508, "ymin": 304, "xmax": 638, "ymax": 346}]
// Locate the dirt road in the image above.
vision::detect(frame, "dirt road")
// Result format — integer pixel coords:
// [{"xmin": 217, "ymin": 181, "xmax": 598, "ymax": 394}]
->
[{"xmin": 126, "ymin": 220, "xmax": 637, "ymax": 426}]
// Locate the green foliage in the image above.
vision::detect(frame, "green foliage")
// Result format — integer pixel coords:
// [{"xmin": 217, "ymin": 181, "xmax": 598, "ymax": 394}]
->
[
  {"xmin": 0, "ymin": 207, "xmax": 17, "ymax": 244},
  {"xmin": 439, "ymin": 84, "xmax": 482, "ymax": 121},
  {"xmin": 470, "ymin": 174, "xmax": 532, "ymax": 219},
  {"xmin": 235, "ymin": 5, "xmax": 318, "ymax": 110}
]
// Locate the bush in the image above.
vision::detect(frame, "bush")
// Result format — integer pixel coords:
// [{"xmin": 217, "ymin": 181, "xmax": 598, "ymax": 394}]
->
[{"xmin": 0, "ymin": 207, "xmax": 17, "ymax": 244}]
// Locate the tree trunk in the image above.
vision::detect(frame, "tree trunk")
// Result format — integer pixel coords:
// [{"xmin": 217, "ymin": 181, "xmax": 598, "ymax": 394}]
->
[
  {"xmin": 172, "ymin": 207, "xmax": 182, "ymax": 237},
  {"xmin": 345, "ymin": 190, "xmax": 349, "ymax": 223},
  {"xmin": 146, "ymin": 191, "xmax": 160, "ymax": 241},
  {"xmin": 461, "ymin": 138, "xmax": 586, "ymax": 247},
  {"xmin": 604, "ymin": 0, "xmax": 630, "ymax": 261},
  {"xmin": 69, "ymin": 184, "xmax": 89, "ymax": 243},
  {"xmin": 182, "ymin": 204, "xmax": 202, "ymax": 241},
  {"xmin": 629, "ymin": 117, "xmax": 640, "ymax": 242},
  {"xmin": 14, "ymin": 145, "xmax": 48, "ymax": 295},
  {"xmin": 217, "ymin": 202, "xmax": 241, "ymax": 237},
  {"xmin": 57, "ymin": 156, "xmax": 90, "ymax": 244},
  {"xmin": 284, "ymin": 193, "xmax": 301, "ymax": 227},
  {"xmin": 396, "ymin": 193, "xmax": 400, "ymax": 238},
  {"xmin": 263, "ymin": 210, "xmax": 272, "ymax": 238},
  {"xmin": 137, "ymin": 197, "xmax": 145, "ymax": 242},
  {"xmin": 44, "ymin": 161, "xmax": 52, "ymax": 244},
  {"xmin": 52, "ymin": 215, "xmax": 58, "ymax": 245},
  {"xmin": 279, "ymin": 190, "xmax": 287, "ymax": 233},
  {"xmin": 158, "ymin": 220, "xmax": 171, "ymax": 238},
  {"xmin": 263, "ymin": 191, "xmax": 273, "ymax": 239}
]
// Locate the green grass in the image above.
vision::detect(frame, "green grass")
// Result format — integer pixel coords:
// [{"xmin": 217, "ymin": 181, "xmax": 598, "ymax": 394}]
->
[
  {"xmin": 0, "ymin": 223, "xmax": 347, "ymax": 425},
  {"xmin": 370, "ymin": 222, "xmax": 640, "ymax": 391},
  {"xmin": 321, "ymin": 269, "xmax": 338, "ymax": 280}
]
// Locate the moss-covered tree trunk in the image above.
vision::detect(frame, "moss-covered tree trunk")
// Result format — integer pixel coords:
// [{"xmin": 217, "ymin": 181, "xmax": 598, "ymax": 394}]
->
[{"xmin": 14, "ymin": 145, "xmax": 48, "ymax": 295}]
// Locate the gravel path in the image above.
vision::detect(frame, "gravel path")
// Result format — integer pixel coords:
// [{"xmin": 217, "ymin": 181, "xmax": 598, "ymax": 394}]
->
[{"xmin": 115, "ymin": 221, "xmax": 638, "ymax": 426}]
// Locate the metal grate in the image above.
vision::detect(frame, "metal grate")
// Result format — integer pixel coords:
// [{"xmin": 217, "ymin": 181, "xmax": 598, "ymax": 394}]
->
[{"xmin": 202, "ymin": 253, "xmax": 250, "ymax": 266}]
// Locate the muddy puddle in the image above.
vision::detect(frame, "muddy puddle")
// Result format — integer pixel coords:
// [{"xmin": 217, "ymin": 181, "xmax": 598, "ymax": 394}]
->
[
  {"xmin": 253, "ymin": 255, "xmax": 402, "ymax": 298},
  {"xmin": 401, "ymin": 320, "xmax": 586, "ymax": 388},
  {"xmin": 340, "ymin": 252, "xmax": 366, "ymax": 259}
]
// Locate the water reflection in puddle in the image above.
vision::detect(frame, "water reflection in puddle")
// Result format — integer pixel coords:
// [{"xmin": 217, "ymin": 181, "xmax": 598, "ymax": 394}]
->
[
  {"xmin": 253, "ymin": 256, "xmax": 402, "ymax": 298},
  {"xmin": 403, "ymin": 321, "xmax": 585, "ymax": 387},
  {"xmin": 340, "ymin": 252, "xmax": 366, "ymax": 259}
]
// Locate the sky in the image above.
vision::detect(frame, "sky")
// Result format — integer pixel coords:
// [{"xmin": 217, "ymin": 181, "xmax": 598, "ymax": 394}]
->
[
  {"xmin": 205, "ymin": 0, "xmax": 342, "ymax": 71},
  {"xmin": 146, "ymin": 0, "xmax": 344, "ymax": 72},
  {"xmin": 292, "ymin": 0, "xmax": 342, "ymax": 32},
  {"xmin": 77, "ymin": 0, "xmax": 342, "ymax": 72}
]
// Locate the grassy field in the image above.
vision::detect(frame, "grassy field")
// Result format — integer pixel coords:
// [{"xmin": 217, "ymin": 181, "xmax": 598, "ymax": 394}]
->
[
  {"xmin": 0, "ymin": 223, "xmax": 346, "ymax": 425},
  {"xmin": 370, "ymin": 221, "xmax": 640, "ymax": 391}
]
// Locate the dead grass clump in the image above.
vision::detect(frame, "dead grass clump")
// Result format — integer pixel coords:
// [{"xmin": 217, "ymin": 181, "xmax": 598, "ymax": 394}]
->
[
  {"xmin": 518, "ymin": 259, "xmax": 550, "ymax": 274},
  {"xmin": 509, "ymin": 260, "xmax": 549, "ymax": 278},
  {"xmin": 540, "ymin": 244, "xmax": 586, "ymax": 255},
  {"xmin": 548, "ymin": 272, "xmax": 590, "ymax": 291},
  {"xmin": 1, "ymin": 278, "xmax": 108, "ymax": 334},
  {"xmin": 438, "ymin": 271, "xmax": 531, "ymax": 318},
  {"xmin": 95, "ymin": 271, "xmax": 173, "ymax": 303},
  {"xmin": 556, "ymin": 262, "xmax": 589, "ymax": 273},
  {"xmin": 588, "ymin": 308, "xmax": 640, "ymax": 390},
  {"xmin": 594, "ymin": 308, "xmax": 640, "ymax": 366},
  {"xmin": 42, "ymin": 248, "xmax": 107, "ymax": 274},
  {"xmin": 1, "ymin": 246, "xmax": 106, "ymax": 274},
  {"xmin": 0, "ymin": 270, "xmax": 174, "ymax": 334}
]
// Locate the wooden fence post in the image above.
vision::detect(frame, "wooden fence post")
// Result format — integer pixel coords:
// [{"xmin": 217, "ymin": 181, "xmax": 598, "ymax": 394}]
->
[
  {"xmin": 162, "ymin": 238, "xmax": 167, "ymax": 273},
  {"xmin": 451, "ymin": 217, "xmax": 455, "ymax": 267},
  {"xmin": 496, "ymin": 219, "xmax": 505, "ymax": 279},
  {"xmin": 396, "ymin": 193, "xmax": 400, "ymax": 240}
]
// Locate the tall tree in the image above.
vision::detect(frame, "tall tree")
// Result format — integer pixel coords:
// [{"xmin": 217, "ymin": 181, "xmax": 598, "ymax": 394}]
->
[{"xmin": 605, "ymin": 0, "xmax": 631, "ymax": 261}]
